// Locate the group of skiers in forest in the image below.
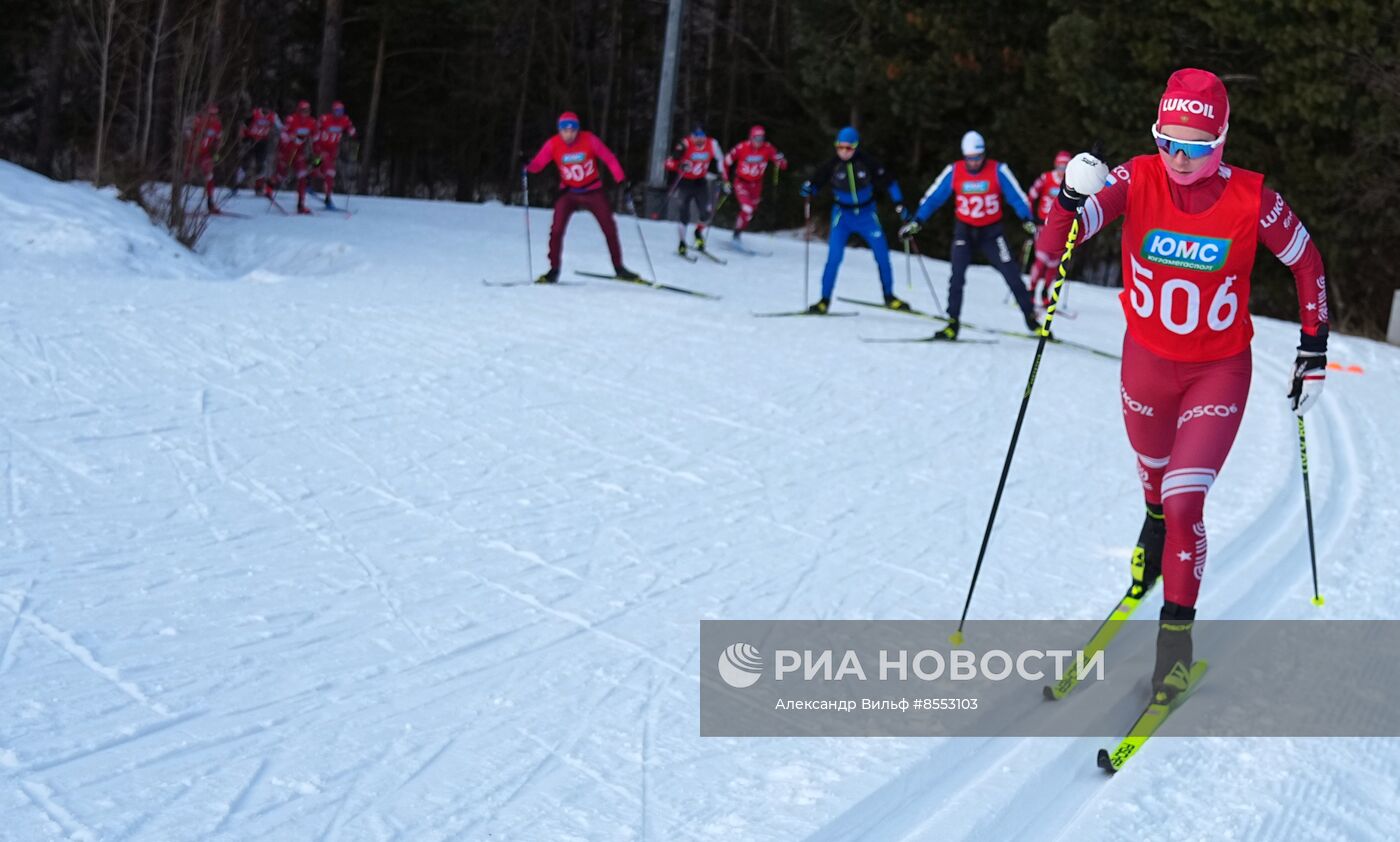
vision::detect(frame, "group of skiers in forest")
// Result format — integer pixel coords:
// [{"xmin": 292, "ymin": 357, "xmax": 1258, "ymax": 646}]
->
[
  {"xmin": 524, "ymin": 67, "xmax": 1330, "ymax": 711},
  {"xmin": 185, "ymin": 99, "xmax": 357, "ymax": 215},
  {"xmin": 521, "ymin": 111, "xmax": 1073, "ymax": 336}
]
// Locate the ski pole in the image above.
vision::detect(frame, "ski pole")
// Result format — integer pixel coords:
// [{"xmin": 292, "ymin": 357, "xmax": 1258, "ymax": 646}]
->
[
  {"xmin": 345, "ymin": 143, "xmax": 357, "ymax": 215},
  {"xmin": 802, "ymin": 197, "xmax": 811, "ymax": 307},
  {"xmin": 654, "ymin": 173, "xmax": 684, "ymax": 220},
  {"xmin": 521, "ymin": 168, "xmax": 534, "ymax": 283},
  {"xmin": 696, "ymin": 184, "xmax": 729, "ymax": 244},
  {"xmin": 907, "ymin": 239, "xmax": 944, "ymax": 316},
  {"xmin": 950, "ymin": 217, "xmax": 1081, "ymax": 644},
  {"xmin": 704, "ymin": 190, "xmax": 729, "ymax": 229},
  {"xmin": 1297, "ymin": 416, "xmax": 1324, "ymax": 606},
  {"xmin": 905, "ymin": 238, "xmax": 912, "ymax": 292},
  {"xmin": 627, "ymin": 193, "xmax": 661, "ymax": 286},
  {"xmin": 1007, "ymin": 238, "xmax": 1035, "ymax": 307}
]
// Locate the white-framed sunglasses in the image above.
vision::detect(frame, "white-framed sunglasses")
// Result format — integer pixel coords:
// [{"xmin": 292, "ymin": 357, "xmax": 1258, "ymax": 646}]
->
[{"xmin": 1151, "ymin": 122, "xmax": 1228, "ymax": 160}]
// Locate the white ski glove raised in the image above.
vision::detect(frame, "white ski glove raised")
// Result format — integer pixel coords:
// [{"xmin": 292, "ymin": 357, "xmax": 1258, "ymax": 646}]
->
[{"xmin": 1059, "ymin": 152, "xmax": 1110, "ymax": 210}]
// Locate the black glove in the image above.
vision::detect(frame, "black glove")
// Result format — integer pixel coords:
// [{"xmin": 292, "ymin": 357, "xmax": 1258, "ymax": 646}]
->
[
  {"xmin": 1289, "ymin": 328, "xmax": 1329, "ymax": 416},
  {"xmin": 799, "ymin": 181, "xmax": 815, "ymax": 198},
  {"xmin": 1288, "ymin": 352, "xmax": 1327, "ymax": 416}
]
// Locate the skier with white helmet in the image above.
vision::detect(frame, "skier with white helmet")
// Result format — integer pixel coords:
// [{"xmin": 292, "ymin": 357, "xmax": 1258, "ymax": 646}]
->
[{"xmin": 899, "ymin": 130, "xmax": 1041, "ymax": 339}]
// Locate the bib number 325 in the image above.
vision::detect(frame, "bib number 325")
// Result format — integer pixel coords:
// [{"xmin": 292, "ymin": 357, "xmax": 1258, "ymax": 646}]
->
[
  {"xmin": 1129, "ymin": 255, "xmax": 1238, "ymax": 335},
  {"xmin": 956, "ymin": 193, "xmax": 1000, "ymax": 219}
]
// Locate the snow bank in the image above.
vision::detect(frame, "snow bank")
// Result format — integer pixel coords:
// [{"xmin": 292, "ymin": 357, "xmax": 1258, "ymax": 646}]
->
[{"xmin": 0, "ymin": 161, "xmax": 207, "ymax": 283}]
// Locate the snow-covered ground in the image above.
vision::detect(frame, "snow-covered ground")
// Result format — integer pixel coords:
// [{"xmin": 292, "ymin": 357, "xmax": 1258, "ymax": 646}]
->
[{"xmin": 1, "ymin": 160, "xmax": 1397, "ymax": 840}]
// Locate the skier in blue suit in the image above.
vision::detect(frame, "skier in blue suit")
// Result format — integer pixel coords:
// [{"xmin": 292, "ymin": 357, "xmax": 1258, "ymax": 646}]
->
[{"xmin": 799, "ymin": 127, "xmax": 911, "ymax": 314}]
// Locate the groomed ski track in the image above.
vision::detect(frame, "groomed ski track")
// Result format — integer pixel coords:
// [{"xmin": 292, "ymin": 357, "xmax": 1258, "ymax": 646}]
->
[
  {"xmin": 808, "ymin": 370, "xmax": 1374, "ymax": 841},
  {"xmin": 2, "ymin": 161, "xmax": 1397, "ymax": 840}
]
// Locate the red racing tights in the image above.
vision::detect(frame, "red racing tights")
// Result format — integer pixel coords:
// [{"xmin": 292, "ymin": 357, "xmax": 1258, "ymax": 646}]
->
[
  {"xmin": 549, "ymin": 188, "xmax": 623, "ymax": 271},
  {"xmin": 1120, "ymin": 331, "xmax": 1252, "ymax": 607},
  {"xmin": 733, "ymin": 178, "xmax": 764, "ymax": 231}
]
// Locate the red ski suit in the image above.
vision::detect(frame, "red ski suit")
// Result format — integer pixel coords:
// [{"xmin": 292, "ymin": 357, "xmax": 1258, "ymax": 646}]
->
[
  {"xmin": 525, "ymin": 131, "xmax": 628, "ymax": 272},
  {"xmin": 724, "ymin": 140, "xmax": 787, "ymax": 231},
  {"xmin": 186, "ymin": 113, "xmax": 222, "ymax": 171},
  {"xmin": 241, "ymin": 109, "xmax": 277, "ymax": 142},
  {"xmin": 274, "ymin": 113, "xmax": 318, "ymax": 180},
  {"xmin": 185, "ymin": 113, "xmax": 222, "ymax": 206},
  {"xmin": 1036, "ymin": 154, "xmax": 1327, "ymax": 607},
  {"xmin": 1027, "ymin": 168, "xmax": 1065, "ymax": 300},
  {"xmin": 313, "ymin": 113, "xmax": 356, "ymax": 179},
  {"xmin": 271, "ymin": 111, "xmax": 318, "ymax": 207}
]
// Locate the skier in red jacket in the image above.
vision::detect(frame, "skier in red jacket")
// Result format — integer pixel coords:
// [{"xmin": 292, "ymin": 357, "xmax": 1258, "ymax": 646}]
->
[
  {"xmin": 1035, "ymin": 68, "xmax": 1329, "ymax": 703},
  {"xmin": 1025, "ymin": 150, "xmax": 1070, "ymax": 309},
  {"xmin": 185, "ymin": 103, "xmax": 223, "ymax": 213},
  {"xmin": 665, "ymin": 125, "xmax": 730, "ymax": 255},
  {"xmin": 266, "ymin": 100, "xmax": 318, "ymax": 214},
  {"xmin": 523, "ymin": 112, "xmax": 639, "ymax": 284},
  {"xmin": 723, "ymin": 125, "xmax": 787, "ymax": 248},
  {"xmin": 312, "ymin": 101, "xmax": 356, "ymax": 210},
  {"xmin": 234, "ymin": 106, "xmax": 280, "ymax": 195}
]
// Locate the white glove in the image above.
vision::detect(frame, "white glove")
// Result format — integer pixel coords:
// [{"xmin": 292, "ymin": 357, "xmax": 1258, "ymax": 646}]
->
[
  {"xmin": 1060, "ymin": 152, "xmax": 1110, "ymax": 209},
  {"xmin": 1288, "ymin": 351, "xmax": 1327, "ymax": 416}
]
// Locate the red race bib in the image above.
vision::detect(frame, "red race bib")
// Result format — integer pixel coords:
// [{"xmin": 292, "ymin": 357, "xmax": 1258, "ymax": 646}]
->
[
  {"xmin": 1118, "ymin": 154, "xmax": 1263, "ymax": 362},
  {"xmin": 952, "ymin": 159, "xmax": 1003, "ymax": 225}
]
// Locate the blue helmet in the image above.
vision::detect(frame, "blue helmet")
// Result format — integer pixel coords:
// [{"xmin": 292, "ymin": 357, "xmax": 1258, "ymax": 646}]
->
[{"xmin": 835, "ymin": 126, "xmax": 860, "ymax": 147}]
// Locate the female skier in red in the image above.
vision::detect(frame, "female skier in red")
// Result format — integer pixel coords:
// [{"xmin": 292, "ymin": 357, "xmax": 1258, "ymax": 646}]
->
[{"xmin": 1036, "ymin": 69, "xmax": 1329, "ymax": 701}]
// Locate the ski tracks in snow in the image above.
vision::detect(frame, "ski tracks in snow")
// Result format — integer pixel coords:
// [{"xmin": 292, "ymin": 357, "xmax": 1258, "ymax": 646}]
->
[
  {"xmin": 804, "ymin": 351, "xmax": 1381, "ymax": 842},
  {"xmin": 4, "ymin": 183, "xmax": 1396, "ymax": 839}
]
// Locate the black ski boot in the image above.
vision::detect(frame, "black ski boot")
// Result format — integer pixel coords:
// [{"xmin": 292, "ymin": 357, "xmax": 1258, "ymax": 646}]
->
[
  {"xmin": 613, "ymin": 265, "xmax": 641, "ymax": 281},
  {"xmin": 536, "ymin": 267, "xmax": 560, "ymax": 284},
  {"xmin": 1026, "ymin": 312, "xmax": 1051, "ymax": 339},
  {"xmin": 677, "ymin": 241, "xmax": 688, "ymax": 257},
  {"xmin": 695, "ymin": 232, "xmax": 707, "ymax": 251},
  {"xmin": 1151, "ymin": 601, "xmax": 1196, "ymax": 703},
  {"xmin": 884, "ymin": 293, "xmax": 912, "ymax": 311},
  {"xmin": 933, "ymin": 320, "xmax": 961, "ymax": 341},
  {"xmin": 1128, "ymin": 504, "xmax": 1166, "ymax": 599},
  {"xmin": 806, "ymin": 298, "xmax": 831, "ymax": 315}
]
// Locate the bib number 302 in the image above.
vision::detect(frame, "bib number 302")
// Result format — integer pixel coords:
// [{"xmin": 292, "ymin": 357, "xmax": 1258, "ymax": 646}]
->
[
  {"xmin": 562, "ymin": 160, "xmax": 597, "ymax": 182},
  {"xmin": 1129, "ymin": 256, "xmax": 1238, "ymax": 335}
]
